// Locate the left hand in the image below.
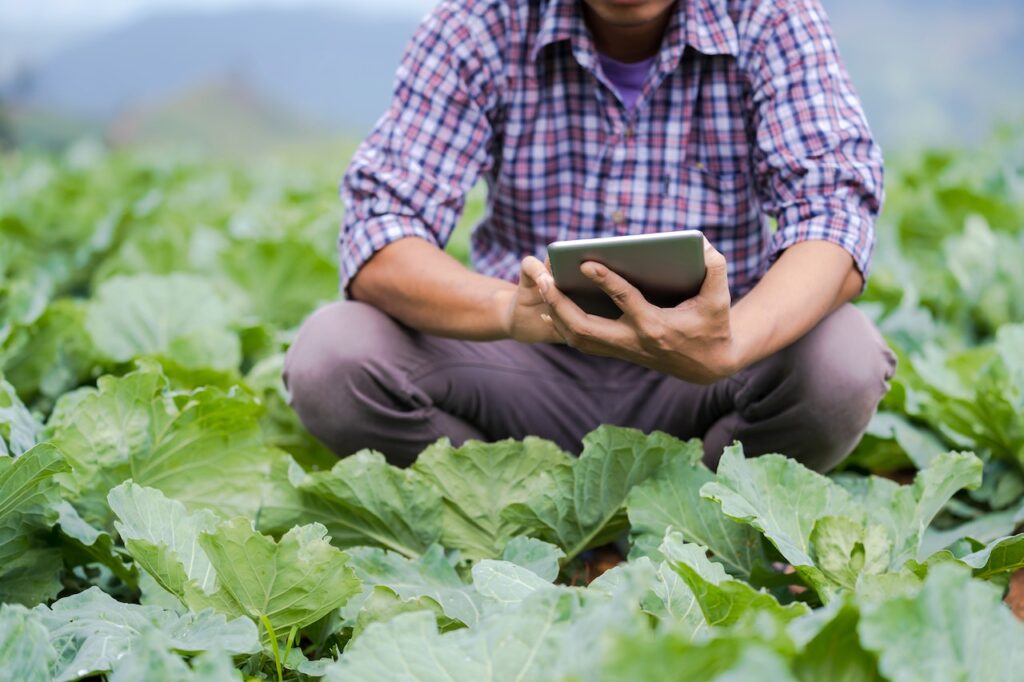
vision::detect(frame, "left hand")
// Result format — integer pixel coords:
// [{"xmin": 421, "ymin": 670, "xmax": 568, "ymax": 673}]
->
[{"xmin": 522, "ymin": 239, "xmax": 740, "ymax": 384}]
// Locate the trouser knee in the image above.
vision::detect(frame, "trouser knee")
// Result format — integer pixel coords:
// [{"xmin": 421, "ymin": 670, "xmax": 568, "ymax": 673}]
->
[
  {"xmin": 735, "ymin": 305, "xmax": 897, "ymax": 471},
  {"xmin": 284, "ymin": 301, "xmax": 413, "ymax": 457}
]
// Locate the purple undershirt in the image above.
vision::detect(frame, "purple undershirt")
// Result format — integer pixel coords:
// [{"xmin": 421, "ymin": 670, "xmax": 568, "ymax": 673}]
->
[{"xmin": 598, "ymin": 52, "xmax": 656, "ymax": 111}]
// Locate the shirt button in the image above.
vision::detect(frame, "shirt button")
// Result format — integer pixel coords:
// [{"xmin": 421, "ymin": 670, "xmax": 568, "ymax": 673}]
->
[
  {"xmin": 694, "ymin": 161, "xmax": 705, "ymax": 170},
  {"xmin": 625, "ymin": 127, "xmax": 634, "ymax": 140},
  {"xmin": 612, "ymin": 209, "xmax": 626, "ymax": 225}
]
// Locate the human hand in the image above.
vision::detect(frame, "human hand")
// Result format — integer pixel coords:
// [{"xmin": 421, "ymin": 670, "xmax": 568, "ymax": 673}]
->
[
  {"xmin": 528, "ymin": 239, "xmax": 740, "ymax": 383},
  {"xmin": 500, "ymin": 255, "xmax": 566, "ymax": 344}
]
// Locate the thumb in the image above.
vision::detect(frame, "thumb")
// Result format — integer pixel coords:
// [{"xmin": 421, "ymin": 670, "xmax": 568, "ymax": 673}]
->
[
  {"xmin": 520, "ymin": 255, "xmax": 547, "ymax": 288},
  {"xmin": 700, "ymin": 238, "xmax": 730, "ymax": 301}
]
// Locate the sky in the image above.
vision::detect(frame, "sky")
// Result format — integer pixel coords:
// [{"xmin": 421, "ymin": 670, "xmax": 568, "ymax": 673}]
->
[{"xmin": 0, "ymin": 0, "xmax": 435, "ymax": 31}]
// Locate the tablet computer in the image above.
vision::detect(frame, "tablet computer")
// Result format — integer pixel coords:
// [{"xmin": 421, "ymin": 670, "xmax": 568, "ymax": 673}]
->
[{"xmin": 547, "ymin": 230, "xmax": 706, "ymax": 319}]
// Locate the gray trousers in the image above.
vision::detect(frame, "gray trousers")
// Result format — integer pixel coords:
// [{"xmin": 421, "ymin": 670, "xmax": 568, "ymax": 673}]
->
[{"xmin": 284, "ymin": 301, "xmax": 896, "ymax": 472}]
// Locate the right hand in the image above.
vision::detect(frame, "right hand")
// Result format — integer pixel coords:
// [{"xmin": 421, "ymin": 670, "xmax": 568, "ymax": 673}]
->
[{"xmin": 500, "ymin": 256, "xmax": 565, "ymax": 344}]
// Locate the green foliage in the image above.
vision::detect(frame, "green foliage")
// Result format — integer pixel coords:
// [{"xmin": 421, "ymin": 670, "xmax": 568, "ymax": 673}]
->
[
  {"xmin": 502, "ymin": 427, "xmax": 683, "ymax": 562},
  {"xmin": 269, "ymin": 451, "xmax": 444, "ymax": 557},
  {"xmin": 0, "ymin": 605, "xmax": 55, "ymax": 682},
  {"xmin": 48, "ymin": 364, "xmax": 290, "ymax": 529},
  {"xmin": 0, "ymin": 374, "xmax": 42, "ymax": 455},
  {"xmin": 0, "ymin": 444, "xmax": 68, "ymax": 605},
  {"xmin": 858, "ymin": 564, "xmax": 1024, "ymax": 681},
  {"xmin": 0, "ymin": 132, "xmax": 1022, "ymax": 679},
  {"xmin": 626, "ymin": 438, "xmax": 767, "ymax": 577},
  {"xmin": 701, "ymin": 446, "xmax": 982, "ymax": 601},
  {"xmin": 35, "ymin": 587, "xmax": 258, "ymax": 681},
  {"xmin": 110, "ymin": 482, "xmax": 361, "ymax": 636},
  {"xmin": 413, "ymin": 437, "xmax": 574, "ymax": 561},
  {"xmin": 85, "ymin": 273, "xmax": 242, "ymax": 371}
]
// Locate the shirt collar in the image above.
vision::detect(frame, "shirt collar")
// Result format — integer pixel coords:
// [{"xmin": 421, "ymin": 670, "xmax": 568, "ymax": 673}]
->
[{"xmin": 530, "ymin": 0, "xmax": 739, "ymax": 64}]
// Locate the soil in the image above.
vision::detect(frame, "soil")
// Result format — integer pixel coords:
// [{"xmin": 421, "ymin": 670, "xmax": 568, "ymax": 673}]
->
[{"xmin": 1005, "ymin": 569, "xmax": 1024, "ymax": 620}]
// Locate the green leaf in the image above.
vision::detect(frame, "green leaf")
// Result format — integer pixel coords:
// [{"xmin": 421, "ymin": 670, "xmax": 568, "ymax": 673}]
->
[
  {"xmin": 107, "ymin": 629, "xmax": 194, "ymax": 682},
  {"xmin": 701, "ymin": 445, "xmax": 862, "ymax": 568},
  {"xmin": 788, "ymin": 598, "xmax": 880, "ymax": 682},
  {"xmin": 590, "ymin": 557, "xmax": 707, "ymax": 637},
  {"xmin": 0, "ymin": 604, "xmax": 56, "ymax": 682},
  {"xmin": 36, "ymin": 587, "xmax": 258, "ymax": 682},
  {"xmin": 959, "ymin": 533, "xmax": 1024, "ymax": 579},
  {"xmin": 914, "ymin": 326, "xmax": 1024, "ymax": 467},
  {"xmin": 858, "ymin": 411, "xmax": 947, "ymax": 469},
  {"xmin": 0, "ymin": 375, "xmax": 42, "ymax": 456},
  {"xmin": 0, "ymin": 299, "xmax": 101, "ymax": 410},
  {"xmin": 219, "ymin": 237, "xmax": 338, "ymax": 330},
  {"xmin": 272, "ymin": 451, "xmax": 443, "ymax": 557},
  {"xmin": 500, "ymin": 537, "xmax": 565, "ymax": 582},
  {"xmin": 109, "ymin": 481, "xmax": 220, "ymax": 595},
  {"xmin": 85, "ymin": 273, "xmax": 241, "ymax": 370},
  {"xmin": 600, "ymin": 630, "xmax": 798, "ymax": 682},
  {"xmin": 502, "ymin": 426, "xmax": 676, "ymax": 562},
  {"xmin": 919, "ymin": 501, "xmax": 1024, "ymax": 558},
  {"xmin": 858, "ymin": 564, "xmax": 1024, "ymax": 682},
  {"xmin": 185, "ymin": 519, "xmax": 361, "ymax": 633},
  {"xmin": 185, "ymin": 650, "xmax": 245, "ymax": 682},
  {"xmin": 326, "ymin": 591, "xmax": 583, "ymax": 682},
  {"xmin": 700, "ymin": 445, "xmax": 862, "ymax": 599},
  {"xmin": 49, "ymin": 365, "xmax": 289, "ymax": 528},
  {"xmin": 810, "ymin": 516, "xmax": 891, "ymax": 591},
  {"xmin": 351, "ymin": 587, "xmax": 451, "ymax": 641},
  {"xmin": 344, "ymin": 545, "xmax": 482, "ymax": 626},
  {"xmin": 661, "ymin": 531, "xmax": 809, "ymax": 627},
  {"xmin": 412, "ymin": 437, "xmax": 573, "ymax": 561},
  {"xmin": 701, "ymin": 445, "xmax": 982, "ymax": 600},
  {"xmin": 54, "ymin": 500, "xmax": 136, "ymax": 584},
  {"xmin": 838, "ymin": 450, "xmax": 983, "ymax": 566},
  {"xmin": 854, "ymin": 571, "xmax": 925, "ymax": 603},
  {"xmin": 470, "ymin": 560, "xmax": 556, "ymax": 606},
  {"xmin": 626, "ymin": 441, "xmax": 767, "ymax": 578},
  {"xmin": 0, "ymin": 442, "xmax": 68, "ymax": 605},
  {"xmin": 111, "ymin": 483, "xmax": 361, "ymax": 637}
]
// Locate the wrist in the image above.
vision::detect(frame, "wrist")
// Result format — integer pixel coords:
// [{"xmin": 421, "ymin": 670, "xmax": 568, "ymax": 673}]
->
[
  {"xmin": 727, "ymin": 302, "xmax": 770, "ymax": 372},
  {"xmin": 491, "ymin": 286, "xmax": 516, "ymax": 340}
]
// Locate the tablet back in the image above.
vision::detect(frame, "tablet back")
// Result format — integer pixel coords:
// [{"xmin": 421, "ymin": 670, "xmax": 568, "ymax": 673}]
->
[{"xmin": 547, "ymin": 230, "xmax": 706, "ymax": 318}]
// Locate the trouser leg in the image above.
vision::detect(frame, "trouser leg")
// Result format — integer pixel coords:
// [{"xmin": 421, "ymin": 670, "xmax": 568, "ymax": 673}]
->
[
  {"xmin": 284, "ymin": 301, "xmax": 627, "ymax": 465},
  {"xmin": 285, "ymin": 301, "xmax": 895, "ymax": 472},
  {"xmin": 616, "ymin": 304, "xmax": 897, "ymax": 472},
  {"xmin": 283, "ymin": 301, "xmax": 484, "ymax": 466}
]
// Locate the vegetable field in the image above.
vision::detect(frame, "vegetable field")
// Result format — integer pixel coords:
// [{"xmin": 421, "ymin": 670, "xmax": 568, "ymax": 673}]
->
[{"xmin": 1, "ymin": 128, "xmax": 1023, "ymax": 681}]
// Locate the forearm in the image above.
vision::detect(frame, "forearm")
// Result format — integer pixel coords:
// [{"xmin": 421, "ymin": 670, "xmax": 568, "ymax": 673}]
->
[
  {"xmin": 349, "ymin": 237, "xmax": 515, "ymax": 341},
  {"xmin": 730, "ymin": 240, "xmax": 863, "ymax": 369}
]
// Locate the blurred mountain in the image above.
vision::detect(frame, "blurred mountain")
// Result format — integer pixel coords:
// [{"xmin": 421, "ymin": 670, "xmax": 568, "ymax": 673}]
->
[
  {"xmin": 107, "ymin": 78, "xmax": 326, "ymax": 156},
  {"xmin": 1, "ymin": 1, "xmax": 1022, "ymax": 151},
  {"xmin": 3, "ymin": 6, "xmax": 420, "ymax": 135}
]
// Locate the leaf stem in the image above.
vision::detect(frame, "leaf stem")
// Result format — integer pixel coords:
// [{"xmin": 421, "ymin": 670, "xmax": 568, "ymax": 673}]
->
[{"xmin": 260, "ymin": 614, "xmax": 284, "ymax": 682}]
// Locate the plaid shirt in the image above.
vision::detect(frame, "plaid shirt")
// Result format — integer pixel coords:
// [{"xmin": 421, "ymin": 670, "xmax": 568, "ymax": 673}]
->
[{"xmin": 339, "ymin": 0, "xmax": 883, "ymax": 299}]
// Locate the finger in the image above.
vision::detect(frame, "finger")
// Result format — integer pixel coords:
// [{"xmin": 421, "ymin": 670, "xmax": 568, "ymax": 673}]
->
[
  {"xmin": 699, "ymin": 238, "xmax": 731, "ymax": 306},
  {"xmin": 540, "ymin": 273, "xmax": 634, "ymax": 350},
  {"xmin": 580, "ymin": 261, "xmax": 652, "ymax": 318},
  {"xmin": 547, "ymin": 310, "xmax": 631, "ymax": 358},
  {"xmin": 539, "ymin": 313, "xmax": 569, "ymax": 345},
  {"xmin": 520, "ymin": 255, "xmax": 547, "ymax": 287}
]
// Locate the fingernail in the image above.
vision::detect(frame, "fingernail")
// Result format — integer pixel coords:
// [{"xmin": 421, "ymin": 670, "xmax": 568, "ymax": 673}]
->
[{"xmin": 540, "ymin": 313, "xmax": 552, "ymax": 323}]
